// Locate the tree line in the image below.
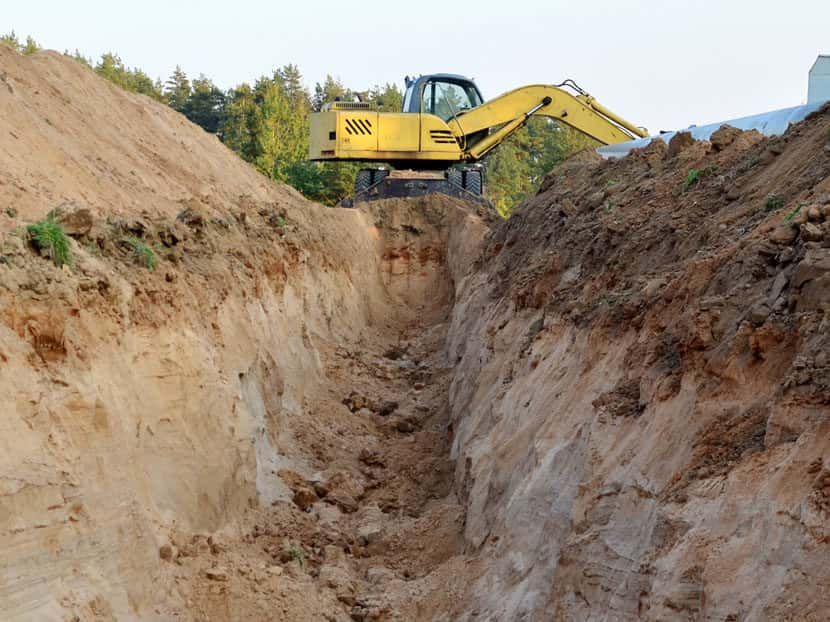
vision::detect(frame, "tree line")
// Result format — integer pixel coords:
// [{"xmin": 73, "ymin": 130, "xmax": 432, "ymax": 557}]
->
[{"xmin": 2, "ymin": 32, "xmax": 595, "ymax": 215}]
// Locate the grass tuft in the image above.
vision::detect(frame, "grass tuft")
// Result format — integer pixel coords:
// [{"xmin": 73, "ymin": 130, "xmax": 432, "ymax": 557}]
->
[
  {"xmin": 682, "ymin": 169, "xmax": 700, "ymax": 192},
  {"xmin": 126, "ymin": 237, "xmax": 157, "ymax": 270},
  {"xmin": 27, "ymin": 216, "xmax": 71, "ymax": 267},
  {"xmin": 288, "ymin": 546, "xmax": 305, "ymax": 567},
  {"xmin": 765, "ymin": 194, "xmax": 785, "ymax": 212}
]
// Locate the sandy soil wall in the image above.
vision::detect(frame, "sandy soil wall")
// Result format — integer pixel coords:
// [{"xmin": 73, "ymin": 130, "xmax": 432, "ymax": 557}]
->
[{"xmin": 0, "ymin": 47, "xmax": 488, "ymax": 620}]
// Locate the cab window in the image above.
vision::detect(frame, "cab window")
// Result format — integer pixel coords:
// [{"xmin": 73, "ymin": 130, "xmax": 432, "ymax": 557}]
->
[
  {"xmin": 423, "ymin": 80, "xmax": 482, "ymax": 121},
  {"xmin": 402, "ymin": 85, "xmax": 414, "ymax": 113}
]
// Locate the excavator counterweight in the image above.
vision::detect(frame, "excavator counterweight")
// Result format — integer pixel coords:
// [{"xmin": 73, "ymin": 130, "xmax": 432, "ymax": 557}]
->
[{"xmin": 309, "ymin": 74, "xmax": 647, "ymax": 206}]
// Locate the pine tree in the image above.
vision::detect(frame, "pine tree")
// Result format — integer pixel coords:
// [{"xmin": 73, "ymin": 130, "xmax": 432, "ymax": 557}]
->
[
  {"xmin": 183, "ymin": 75, "xmax": 227, "ymax": 134},
  {"xmin": 94, "ymin": 53, "xmax": 164, "ymax": 100},
  {"xmin": 22, "ymin": 36, "xmax": 40, "ymax": 55},
  {"xmin": 221, "ymin": 83, "xmax": 259, "ymax": 162},
  {"xmin": 1, "ymin": 32, "xmax": 40, "ymax": 55},
  {"xmin": 312, "ymin": 75, "xmax": 353, "ymax": 111},
  {"xmin": 165, "ymin": 66, "xmax": 191, "ymax": 111},
  {"xmin": 0, "ymin": 31, "xmax": 21, "ymax": 51},
  {"xmin": 369, "ymin": 83, "xmax": 403, "ymax": 111},
  {"xmin": 276, "ymin": 64, "xmax": 306, "ymax": 105},
  {"xmin": 65, "ymin": 49, "xmax": 93, "ymax": 68}
]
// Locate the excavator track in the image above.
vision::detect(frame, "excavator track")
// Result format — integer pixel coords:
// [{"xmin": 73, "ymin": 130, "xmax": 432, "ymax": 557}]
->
[{"xmin": 340, "ymin": 168, "xmax": 492, "ymax": 208}]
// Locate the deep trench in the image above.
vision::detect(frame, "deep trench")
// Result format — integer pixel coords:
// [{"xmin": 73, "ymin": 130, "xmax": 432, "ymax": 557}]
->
[{"xmin": 173, "ymin": 200, "xmax": 486, "ymax": 622}]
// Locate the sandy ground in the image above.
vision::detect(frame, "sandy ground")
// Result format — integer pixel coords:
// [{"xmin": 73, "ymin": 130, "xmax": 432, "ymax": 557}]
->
[{"xmin": 1, "ymin": 46, "xmax": 830, "ymax": 621}]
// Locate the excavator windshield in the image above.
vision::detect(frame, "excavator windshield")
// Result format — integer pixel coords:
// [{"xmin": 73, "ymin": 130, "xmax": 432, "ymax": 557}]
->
[
  {"xmin": 402, "ymin": 75, "xmax": 484, "ymax": 120},
  {"xmin": 426, "ymin": 81, "xmax": 482, "ymax": 120}
]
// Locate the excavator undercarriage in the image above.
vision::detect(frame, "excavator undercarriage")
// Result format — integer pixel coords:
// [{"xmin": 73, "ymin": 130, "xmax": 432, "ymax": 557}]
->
[{"xmin": 340, "ymin": 166, "xmax": 488, "ymax": 207}]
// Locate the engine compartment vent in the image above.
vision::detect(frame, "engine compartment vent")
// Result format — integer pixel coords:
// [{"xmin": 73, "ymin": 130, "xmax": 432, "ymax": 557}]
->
[
  {"xmin": 344, "ymin": 119, "xmax": 373, "ymax": 136},
  {"xmin": 430, "ymin": 129, "xmax": 457, "ymax": 144},
  {"xmin": 323, "ymin": 101, "xmax": 376, "ymax": 111}
]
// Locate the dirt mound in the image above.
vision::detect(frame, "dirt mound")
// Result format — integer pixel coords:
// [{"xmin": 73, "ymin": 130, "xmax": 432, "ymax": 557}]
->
[
  {"xmin": 0, "ymin": 46, "xmax": 294, "ymax": 234},
  {"xmin": 448, "ymin": 107, "xmax": 830, "ymax": 619}
]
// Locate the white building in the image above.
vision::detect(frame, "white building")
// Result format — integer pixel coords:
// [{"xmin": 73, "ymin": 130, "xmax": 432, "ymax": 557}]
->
[{"xmin": 808, "ymin": 55, "xmax": 830, "ymax": 104}]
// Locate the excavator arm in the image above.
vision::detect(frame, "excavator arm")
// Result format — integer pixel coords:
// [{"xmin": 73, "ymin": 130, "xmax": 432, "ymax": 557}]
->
[{"xmin": 447, "ymin": 83, "xmax": 648, "ymax": 161}]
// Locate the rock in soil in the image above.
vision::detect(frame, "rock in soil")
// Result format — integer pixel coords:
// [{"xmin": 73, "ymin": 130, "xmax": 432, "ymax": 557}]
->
[
  {"xmin": 205, "ymin": 567, "xmax": 229, "ymax": 582},
  {"xmin": 377, "ymin": 401, "xmax": 399, "ymax": 417}
]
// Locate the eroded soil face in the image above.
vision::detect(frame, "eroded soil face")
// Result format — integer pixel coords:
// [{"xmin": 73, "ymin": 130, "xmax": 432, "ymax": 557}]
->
[
  {"xmin": 447, "ymin": 111, "xmax": 830, "ymax": 620},
  {"xmin": 149, "ymin": 198, "xmax": 489, "ymax": 622},
  {"xmin": 2, "ymin": 46, "xmax": 830, "ymax": 622},
  {"xmin": 0, "ymin": 187, "xmax": 487, "ymax": 622}
]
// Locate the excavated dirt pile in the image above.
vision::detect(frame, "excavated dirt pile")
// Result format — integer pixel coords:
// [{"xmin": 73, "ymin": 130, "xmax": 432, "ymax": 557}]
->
[
  {"xmin": 2, "ymin": 45, "xmax": 830, "ymax": 622},
  {"xmin": 448, "ymin": 110, "xmax": 830, "ymax": 620}
]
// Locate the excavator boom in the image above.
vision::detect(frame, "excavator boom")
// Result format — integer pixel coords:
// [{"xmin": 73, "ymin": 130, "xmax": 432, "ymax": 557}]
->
[{"xmin": 448, "ymin": 84, "xmax": 647, "ymax": 160}]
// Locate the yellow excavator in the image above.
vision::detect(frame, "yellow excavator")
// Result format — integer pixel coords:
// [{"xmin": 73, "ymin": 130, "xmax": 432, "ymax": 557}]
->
[{"xmin": 309, "ymin": 74, "xmax": 648, "ymax": 204}]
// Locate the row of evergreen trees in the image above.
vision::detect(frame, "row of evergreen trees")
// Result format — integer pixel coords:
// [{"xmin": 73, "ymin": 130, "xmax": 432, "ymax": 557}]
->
[{"xmin": 2, "ymin": 31, "xmax": 595, "ymax": 214}]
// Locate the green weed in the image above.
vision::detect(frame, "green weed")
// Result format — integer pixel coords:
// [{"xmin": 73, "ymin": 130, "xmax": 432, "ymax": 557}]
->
[
  {"xmin": 682, "ymin": 169, "xmax": 700, "ymax": 192},
  {"xmin": 126, "ymin": 237, "xmax": 157, "ymax": 270},
  {"xmin": 27, "ymin": 216, "xmax": 71, "ymax": 267},
  {"xmin": 765, "ymin": 194, "xmax": 785, "ymax": 212},
  {"xmin": 738, "ymin": 154, "xmax": 760, "ymax": 173},
  {"xmin": 288, "ymin": 546, "xmax": 305, "ymax": 567},
  {"xmin": 784, "ymin": 202, "xmax": 805, "ymax": 223}
]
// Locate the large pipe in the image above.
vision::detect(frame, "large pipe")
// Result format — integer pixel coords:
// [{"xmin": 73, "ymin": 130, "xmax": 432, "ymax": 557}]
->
[{"xmin": 597, "ymin": 100, "xmax": 829, "ymax": 159}]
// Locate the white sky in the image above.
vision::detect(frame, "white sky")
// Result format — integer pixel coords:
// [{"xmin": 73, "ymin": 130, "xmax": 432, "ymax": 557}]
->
[{"xmin": 3, "ymin": 0, "xmax": 829, "ymax": 132}]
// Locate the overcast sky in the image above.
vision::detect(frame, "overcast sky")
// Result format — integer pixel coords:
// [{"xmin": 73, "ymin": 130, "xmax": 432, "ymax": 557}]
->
[{"xmin": 4, "ymin": 0, "xmax": 829, "ymax": 132}]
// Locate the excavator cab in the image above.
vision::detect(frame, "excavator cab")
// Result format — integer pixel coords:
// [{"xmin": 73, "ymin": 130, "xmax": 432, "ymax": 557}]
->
[
  {"xmin": 402, "ymin": 74, "xmax": 485, "ymax": 121},
  {"xmin": 402, "ymin": 74, "xmax": 491, "ymax": 153}
]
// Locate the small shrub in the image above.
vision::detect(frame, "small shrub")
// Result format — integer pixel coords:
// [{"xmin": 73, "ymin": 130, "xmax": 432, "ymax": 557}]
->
[
  {"xmin": 682, "ymin": 169, "xmax": 700, "ymax": 192},
  {"xmin": 765, "ymin": 194, "xmax": 785, "ymax": 212},
  {"xmin": 784, "ymin": 202, "xmax": 805, "ymax": 223},
  {"xmin": 27, "ymin": 216, "xmax": 71, "ymax": 267},
  {"xmin": 738, "ymin": 154, "xmax": 760, "ymax": 173},
  {"xmin": 126, "ymin": 237, "xmax": 157, "ymax": 270},
  {"xmin": 288, "ymin": 546, "xmax": 305, "ymax": 567},
  {"xmin": 276, "ymin": 215, "xmax": 286, "ymax": 228},
  {"xmin": 1, "ymin": 31, "xmax": 40, "ymax": 55}
]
